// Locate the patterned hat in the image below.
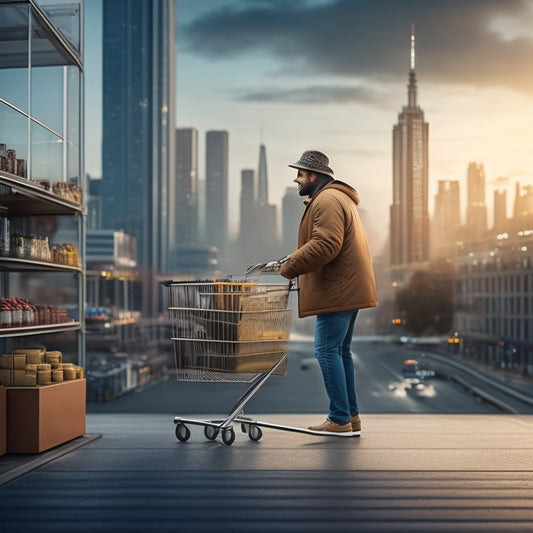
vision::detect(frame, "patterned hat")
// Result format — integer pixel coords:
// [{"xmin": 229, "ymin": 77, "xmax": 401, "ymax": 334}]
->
[{"xmin": 288, "ymin": 150, "xmax": 334, "ymax": 178}]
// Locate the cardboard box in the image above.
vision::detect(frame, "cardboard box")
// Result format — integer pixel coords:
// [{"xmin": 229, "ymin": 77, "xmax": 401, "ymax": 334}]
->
[
  {"xmin": 0, "ymin": 387, "xmax": 6, "ymax": 456},
  {"xmin": 6, "ymin": 379, "xmax": 86, "ymax": 453}
]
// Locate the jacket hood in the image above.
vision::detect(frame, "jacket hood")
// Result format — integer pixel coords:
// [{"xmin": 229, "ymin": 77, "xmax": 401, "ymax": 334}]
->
[{"xmin": 321, "ymin": 180, "xmax": 360, "ymax": 205}]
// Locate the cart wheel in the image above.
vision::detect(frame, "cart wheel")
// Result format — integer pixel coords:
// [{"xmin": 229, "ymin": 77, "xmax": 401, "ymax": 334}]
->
[
  {"xmin": 204, "ymin": 425, "xmax": 219, "ymax": 440},
  {"xmin": 176, "ymin": 423, "xmax": 191, "ymax": 442},
  {"xmin": 222, "ymin": 427, "xmax": 235, "ymax": 446},
  {"xmin": 248, "ymin": 425, "xmax": 263, "ymax": 442}
]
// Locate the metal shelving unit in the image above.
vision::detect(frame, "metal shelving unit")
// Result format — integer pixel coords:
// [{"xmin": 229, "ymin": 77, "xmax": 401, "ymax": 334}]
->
[{"xmin": 0, "ymin": 0, "xmax": 85, "ymax": 367}]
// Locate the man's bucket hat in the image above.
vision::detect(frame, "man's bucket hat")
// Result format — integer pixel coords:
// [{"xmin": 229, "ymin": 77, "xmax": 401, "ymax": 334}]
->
[{"xmin": 288, "ymin": 150, "xmax": 335, "ymax": 178}]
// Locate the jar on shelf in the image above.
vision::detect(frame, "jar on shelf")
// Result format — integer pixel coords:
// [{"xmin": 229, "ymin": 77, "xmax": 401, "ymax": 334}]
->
[
  {"xmin": 0, "ymin": 300, "xmax": 12, "ymax": 328},
  {"xmin": 0, "ymin": 217, "xmax": 10, "ymax": 257}
]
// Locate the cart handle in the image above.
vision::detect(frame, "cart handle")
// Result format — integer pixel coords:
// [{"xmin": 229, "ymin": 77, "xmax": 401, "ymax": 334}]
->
[{"xmin": 245, "ymin": 255, "xmax": 290, "ymax": 278}]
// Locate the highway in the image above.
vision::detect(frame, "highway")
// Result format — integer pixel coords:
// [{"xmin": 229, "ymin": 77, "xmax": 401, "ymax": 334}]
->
[{"xmin": 87, "ymin": 338, "xmax": 533, "ymax": 416}]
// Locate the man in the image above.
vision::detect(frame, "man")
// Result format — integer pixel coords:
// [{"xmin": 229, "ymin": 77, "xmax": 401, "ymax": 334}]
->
[{"xmin": 280, "ymin": 150, "xmax": 378, "ymax": 436}]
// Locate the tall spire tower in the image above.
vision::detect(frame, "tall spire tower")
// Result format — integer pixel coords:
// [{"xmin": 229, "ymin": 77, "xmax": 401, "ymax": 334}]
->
[
  {"xmin": 257, "ymin": 143, "xmax": 269, "ymax": 205},
  {"xmin": 408, "ymin": 22, "xmax": 417, "ymax": 108},
  {"xmin": 390, "ymin": 23, "xmax": 429, "ymax": 271}
]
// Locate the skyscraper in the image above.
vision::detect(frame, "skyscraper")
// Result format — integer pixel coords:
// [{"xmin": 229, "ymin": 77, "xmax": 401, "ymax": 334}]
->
[
  {"xmin": 253, "ymin": 143, "xmax": 279, "ymax": 257},
  {"xmin": 240, "ymin": 168, "xmax": 255, "ymax": 248},
  {"xmin": 390, "ymin": 25, "xmax": 429, "ymax": 268},
  {"xmin": 174, "ymin": 128, "xmax": 198, "ymax": 247},
  {"xmin": 465, "ymin": 162, "xmax": 487, "ymax": 242},
  {"xmin": 257, "ymin": 143, "xmax": 268, "ymax": 205},
  {"xmin": 493, "ymin": 189, "xmax": 507, "ymax": 233},
  {"xmin": 101, "ymin": 0, "xmax": 176, "ymax": 280},
  {"xmin": 432, "ymin": 180, "xmax": 460, "ymax": 259},
  {"xmin": 282, "ymin": 186, "xmax": 304, "ymax": 254},
  {"xmin": 205, "ymin": 130, "xmax": 229, "ymax": 252}
]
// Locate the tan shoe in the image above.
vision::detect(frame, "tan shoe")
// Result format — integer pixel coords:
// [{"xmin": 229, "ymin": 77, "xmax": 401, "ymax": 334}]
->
[
  {"xmin": 351, "ymin": 413, "xmax": 362, "ymax": 434},
  {"xmin": 308, "ymin": 418, "xmax": 353, "ymax": 436}
]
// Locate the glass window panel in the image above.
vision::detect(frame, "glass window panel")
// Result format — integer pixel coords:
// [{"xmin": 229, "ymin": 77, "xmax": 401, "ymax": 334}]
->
[
  {"xmin": 30, "ymin": 119, "xmax": 63, "ymax": 181},
  {"xmin": 0, "ymin": 101, "xmax": 29, "ymax": 178},
  {"xmin": 31, "ymin": 65, "xmax": 63, "ymax": 134},
  {"xmin": 30, "ymin": 9, "xmax": 76, "ymax": 68},
  {"xmin": 0, "ymin": 2, "xmax": 30, "ymax": 70},
  {"xmin": 66, "ymin": 65, "xmax": 80, "ymax": 183},
  {"xmin": 0, "ymin": 68, "xmax": 29, "ymax": 114},
  {"xmin": 35, "ymin": 1, "xmax": 82, "ymax": 55}
]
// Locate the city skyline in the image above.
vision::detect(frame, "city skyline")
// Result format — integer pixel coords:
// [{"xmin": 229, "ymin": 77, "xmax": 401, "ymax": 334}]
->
[{"xmin": 85, "ymin": 0, "xmax": 533, "ymax": 257}]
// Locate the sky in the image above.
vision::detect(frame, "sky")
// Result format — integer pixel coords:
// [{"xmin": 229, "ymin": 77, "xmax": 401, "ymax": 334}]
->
[{"xmin": 84, "ymin": 0, "xmax": 533, "ymax": 257}]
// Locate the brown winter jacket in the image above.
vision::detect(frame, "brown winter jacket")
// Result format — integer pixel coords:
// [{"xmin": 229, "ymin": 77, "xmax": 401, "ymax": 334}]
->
[{"xmin": 280, "ymin": 181, "xmax": 378, "ymax": 318}]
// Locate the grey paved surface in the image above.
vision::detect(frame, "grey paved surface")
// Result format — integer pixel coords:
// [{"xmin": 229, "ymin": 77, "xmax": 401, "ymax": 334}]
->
[{"xmin": 1, "ymin": 413, "xmax": 533, "ymax": 531}]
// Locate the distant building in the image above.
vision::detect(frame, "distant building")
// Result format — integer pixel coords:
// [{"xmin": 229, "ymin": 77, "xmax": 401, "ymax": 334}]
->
[
  {"xmin": 239, "ymin": 168, "xmax": 256, "ymax": 248},
  {"xmin": 205, "ymin": 130, "xmax": 229, "ymax": 253},
  {"xmin": 253, "ymin": 144, "xmax": 279, "ymax": 257},
  {"xmin": 174, "ymin": 127, "xmax": 198, "ymax": 247},
  {"xmin": 511, "ymin": 182, "xmax": 533, "ymax": 233},
  {"xmin": 454, "ymin": 232, "xmax": 533, "ymax": 377},
  {"xmin": 86, "ymin": 229, "xmax": 137, "ymax": 269},
  {"xmin": 493, "ymin": 189, "xmax": 507, "ymax": 234},
  {"xmin": 87, "ymin": 176, "xmax": 103, "ymax": 230},
  {"xmin": 282, "ymin": 186, "xmax": 304, "ymax": 254},
  {"xmin": 101, "ymin": 0, "xmax": 176, "ymax": 314},
  {"xmin": 257, "ymin": 143, "xmax": 268, "ymax": 205},
  {"xmin": 432, "ymin": 180, "xmax": 460, "ymax": 259},
  {"xmin": 390, "ymin": 26, "xmax": 429, "ymax": 273},
  {"xmin": 464, "ymin": 162, "xmax": 488, "ymax": 242}
]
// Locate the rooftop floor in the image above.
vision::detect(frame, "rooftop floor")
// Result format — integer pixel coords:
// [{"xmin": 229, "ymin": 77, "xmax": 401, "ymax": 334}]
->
[{"xmin": 1, "ymin": 412, "xmax": 533, "ymax": 532}]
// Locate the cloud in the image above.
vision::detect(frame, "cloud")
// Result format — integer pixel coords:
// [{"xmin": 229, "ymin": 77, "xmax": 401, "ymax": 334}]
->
[
  {"xmin": 180, "ymin": 0, "xmax": 533, "ymax": 93},
  {"xmin": 236, "ymin": 84, "xmax": 382, "ymax": 104}
]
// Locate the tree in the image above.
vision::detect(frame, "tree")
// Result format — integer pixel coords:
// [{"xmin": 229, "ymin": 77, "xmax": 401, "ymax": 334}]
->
[{"xmin": 395, "ymin": 262, "xmax": 454, "ymax": 336}]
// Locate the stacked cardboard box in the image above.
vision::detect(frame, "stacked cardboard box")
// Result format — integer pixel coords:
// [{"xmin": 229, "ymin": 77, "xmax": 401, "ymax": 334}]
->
[{"xmin": 0, "ymin": 349, "xmax": 83, "ymax": 387}]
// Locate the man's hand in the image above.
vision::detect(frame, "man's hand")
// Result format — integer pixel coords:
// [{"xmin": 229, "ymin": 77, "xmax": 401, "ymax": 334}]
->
[
  {"xmin": 262, "ymin": 255, "xmax": 290, "ymax": 272},
  {"xmin": 245, "ymin": 256, "xmax": 291, "ymax": 275}
]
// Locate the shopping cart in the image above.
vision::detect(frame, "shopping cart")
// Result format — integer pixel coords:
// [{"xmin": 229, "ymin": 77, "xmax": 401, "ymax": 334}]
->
[{"xmin": 163, "ymin": 267, "xmax": 355, "ymax": 445}]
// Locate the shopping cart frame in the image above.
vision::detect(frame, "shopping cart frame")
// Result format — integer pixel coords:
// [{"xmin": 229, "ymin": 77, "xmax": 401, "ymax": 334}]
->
[{"xmin": 164, "ymin": 271, "xmax": 359, "ymax": 445}]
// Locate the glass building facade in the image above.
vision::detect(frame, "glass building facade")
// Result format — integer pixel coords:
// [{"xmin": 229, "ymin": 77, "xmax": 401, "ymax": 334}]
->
[{"xmin": 101, "ymin": 0, "xmax": 176, "ymax": 278}]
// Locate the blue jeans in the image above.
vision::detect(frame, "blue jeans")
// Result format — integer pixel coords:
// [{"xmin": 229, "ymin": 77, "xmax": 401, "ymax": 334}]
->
[{"xmin": 314, "ymin": 309, "xmax": 359, "ymax": 425}]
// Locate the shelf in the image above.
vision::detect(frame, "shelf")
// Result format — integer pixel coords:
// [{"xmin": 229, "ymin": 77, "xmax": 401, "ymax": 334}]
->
[
  {"xmin": 0, "ymin": 172, "xmax": 82, "ymax": 216},
  {"xmin": 0, "ymin": 322, "xmax": 81, "ymax": 338},
  {"xmin": 0, "ymin": 256, "xmax": 81, "ymax": 273}
]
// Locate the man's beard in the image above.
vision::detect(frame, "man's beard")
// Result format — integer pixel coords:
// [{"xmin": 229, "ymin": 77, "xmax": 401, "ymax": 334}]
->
[{"xmin": 298, "ymin": 181, "xmax": 315, "ymax": 197}]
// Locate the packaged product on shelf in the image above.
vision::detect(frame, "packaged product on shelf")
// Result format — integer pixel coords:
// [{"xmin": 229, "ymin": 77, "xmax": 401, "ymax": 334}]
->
[
  {"xmin": 52, "ymin": 369, "xmax": 63, "ymax": 382},
  {"xmin": 6, "ymin": 149, "xmax": 17, "ymax": 175},
  {"xmin": 0, "ymin": 369, "xmax": 12, "ymax": 386},
  {"xmin": 13, "ymin": 369, "xmax": 25, "ymax": 386},
  {"xmin": 51, "ymin": 182, "xmax": 82, "ymax": 204},
  {"xmin": 10, "ymin": 234, "xmax": 28, "ymax": 259},
  {"xmin": 0, "ymin": 217, "xmax": 10, "ymax": 256},
  {"xmin": 13, "ymin": 354, "xmax": 25, "ymax": 369},
  {"xmin": 37, "ymin": 370, "xmax": 52, "ymax": 385},
  {"xmin": 24, "ymin": 374, "xmax": 37, "ymax": 386},
  {"xmin": 14, "ymin": 348, "xmax": 43, "ymax": 364},
  {"xmin": 32, "ymin": 179, "xmax": 51, "ymax": 191},
  {"xmin": 45, "ymin": 351, "xmax": 62, "ymax": 365},
  {"xmin": 0, "ymin": 354, "xmax": 13, "ymax": 369},
  {"xmin": 0, "ymin": 302, "xmax": 11, "ymax": 327},
  {"xmin": 16, "ymin": 159, "xmax": 26, "ymax": 178},
  {"xmin": 0, "ymin": 298, "xmax": 36, "ymax": 327}
]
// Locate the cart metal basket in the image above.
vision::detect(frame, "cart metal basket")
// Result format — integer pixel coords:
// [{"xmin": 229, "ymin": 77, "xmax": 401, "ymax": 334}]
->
[{"xmin": 167, "ymin": 280, "xmax": 291, "ymax": 382}]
